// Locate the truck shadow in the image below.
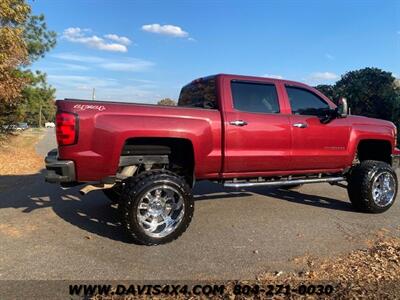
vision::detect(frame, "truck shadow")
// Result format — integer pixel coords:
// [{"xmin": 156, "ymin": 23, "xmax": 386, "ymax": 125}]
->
[
  {"xmin": 0, "ymin": 172, "xmax": 353, "ymax": 244},
  {"xmin": 0, "ymin": 170, "xmax": 130, "ymax": 243},
  {"xmin": 194, "ymin": 181, "xmax": 354, "ymax": 211},
  {"xmin": 256, "ymin": 188, "xmax": 353, "ymax": 211}
]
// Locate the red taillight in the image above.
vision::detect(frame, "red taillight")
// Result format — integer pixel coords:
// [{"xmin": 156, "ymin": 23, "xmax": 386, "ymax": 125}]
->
[{"xmin": 56, "ymin": 112, "xmax": 77, "ymax": 146}]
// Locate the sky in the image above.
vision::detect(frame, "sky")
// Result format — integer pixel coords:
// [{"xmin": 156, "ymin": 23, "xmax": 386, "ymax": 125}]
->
[{"xmin": 30, "ymin": 0, "xmax": 400, "ymax": 103}]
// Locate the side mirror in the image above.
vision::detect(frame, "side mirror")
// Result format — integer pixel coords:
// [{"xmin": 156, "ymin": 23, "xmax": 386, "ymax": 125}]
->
[{"xmin": 337, "ymin": 97, "xmax": 348, "ymax": 118}]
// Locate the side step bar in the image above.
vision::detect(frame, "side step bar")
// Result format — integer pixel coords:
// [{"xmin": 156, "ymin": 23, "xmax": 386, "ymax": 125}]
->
[{"xmin": 224, "ymin": 176, "xmax": 345, "ymax": 188}]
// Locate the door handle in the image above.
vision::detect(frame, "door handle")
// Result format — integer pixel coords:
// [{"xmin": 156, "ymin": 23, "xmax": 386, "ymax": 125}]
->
[
  {"xmin": 229, "ymin": 120, "xmax": 248, "ymax": 126},
  {"xmin": 293, "ymin": 123, "xmax": 307, "ymax": 128}
]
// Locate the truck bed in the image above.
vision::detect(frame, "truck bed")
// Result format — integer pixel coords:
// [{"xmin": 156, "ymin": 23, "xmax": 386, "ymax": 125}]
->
[{"xmin": 56, "ymin": 99, "xmax": 223, "ymax": 182}]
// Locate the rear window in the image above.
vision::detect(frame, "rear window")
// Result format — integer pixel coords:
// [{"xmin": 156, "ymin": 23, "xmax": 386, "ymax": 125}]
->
[{"xmin": 178, "ymin": 76, "xmax": 218, "ymax": 109}]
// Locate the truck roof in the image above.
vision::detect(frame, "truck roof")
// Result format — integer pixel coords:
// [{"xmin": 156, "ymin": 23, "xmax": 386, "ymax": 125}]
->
[
  {"xmin": 192, "ymin": 73, "xmax": 311, "ymax": 88},
  {"xmin": 62, "ymin": 73, "xmax": 315, "ymax": 104}
]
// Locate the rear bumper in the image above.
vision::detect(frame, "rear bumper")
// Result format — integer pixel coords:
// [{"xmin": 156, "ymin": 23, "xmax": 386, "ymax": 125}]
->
[{"xmin": 45, "ymin": 149, "xmax": 76, "ymax": 183}]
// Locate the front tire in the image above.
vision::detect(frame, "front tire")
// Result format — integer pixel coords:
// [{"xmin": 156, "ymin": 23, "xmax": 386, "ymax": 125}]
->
[
  {"xmin": 120, "ymin": 170, "xmax": 194, "ymax": 245},
  {"xmin": 347, "ymin": 160, "xmax": 397, "ymax": 213}
]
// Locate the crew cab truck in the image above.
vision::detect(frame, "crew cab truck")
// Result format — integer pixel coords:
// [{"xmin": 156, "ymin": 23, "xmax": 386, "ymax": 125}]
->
[{"xmin": 45, "ymin": 74, "xmax": 400, "ymax": 245}]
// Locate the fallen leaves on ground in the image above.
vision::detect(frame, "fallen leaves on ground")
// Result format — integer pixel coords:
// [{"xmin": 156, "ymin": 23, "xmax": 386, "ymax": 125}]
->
[
  {"xmin": 92, "ymin": 231, "xmax": 400, "ymax": 299},
  {"xmin": 0, "ymin": 130, "xmax": 45, "ymax": 175},
  {"xmin": 254, "ymin": 234, "xmax": 400, "ymax": 299},
  {"xmin": 0, "ymin": 129, "xmax": 45, "ymax": 191}
]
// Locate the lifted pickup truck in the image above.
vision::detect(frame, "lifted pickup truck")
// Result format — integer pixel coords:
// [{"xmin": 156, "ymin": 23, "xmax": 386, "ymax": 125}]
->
[{"xmin": 45, "ymin": 74, "xmax": 400, "ymax": 245}]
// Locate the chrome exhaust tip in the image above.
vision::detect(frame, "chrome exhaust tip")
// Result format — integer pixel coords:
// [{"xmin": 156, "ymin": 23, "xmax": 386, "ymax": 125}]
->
[{"xmin": 79, "ymin": 183, "xmax": 115, "ymax": 195}]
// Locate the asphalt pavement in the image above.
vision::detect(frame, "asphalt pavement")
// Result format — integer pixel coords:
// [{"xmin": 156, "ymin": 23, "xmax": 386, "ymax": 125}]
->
[{"xmin": 0, "ymin": 128, "xmax": 399, "ymax": 280}]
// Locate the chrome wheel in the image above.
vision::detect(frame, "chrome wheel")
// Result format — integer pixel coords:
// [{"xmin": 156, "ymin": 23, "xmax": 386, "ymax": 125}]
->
[
  {"xmin": 372, "ymin": 172, "xmax": 396, "ymax": 207},
  {"xmin": 136, "ymin": 185, "xmax": 185, "ymax": 238}
]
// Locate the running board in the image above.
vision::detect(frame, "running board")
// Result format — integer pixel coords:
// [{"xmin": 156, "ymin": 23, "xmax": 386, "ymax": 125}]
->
[{"xmin": 223, "ymin": 176, "xmax": 345, "ymax": 188}]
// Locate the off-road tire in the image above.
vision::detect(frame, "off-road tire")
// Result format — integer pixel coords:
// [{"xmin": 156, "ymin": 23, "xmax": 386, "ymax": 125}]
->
[
  {"xmin": 120, "ymin": 170, "xmax": 194, "ymax": 245},
  {"xmin": 347, "ymin": 160, "xmax": 397, "ymax": 213}
]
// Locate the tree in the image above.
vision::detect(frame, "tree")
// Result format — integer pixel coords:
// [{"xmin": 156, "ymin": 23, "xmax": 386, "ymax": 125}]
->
[
  {"xmin": 19, "ymin": 71, "xmax": 56, "ymax": 126},
  {"xmin": 333, "ymin": 68, "xmax": 399, "ymax": 121},
  {"xmin": 157, "ymin": 98, "xmax": 177, "ymax": 106},
  {"xmin": 324, "ymin": 68, "xmax": 400, "ymax": 143},
  {"xmin": 0, "ymin": 0, "xmax": 56, "ymax": 129},
  {"xmin": 0, "ymin": 0, "xmax": 30, "ymax": 103},
  {"xmin": 315, "ymin": 84, "xmax": 335, "ymax": 103},
  {"xmin": 23, "ymin": 14, "xmax": 57, "ymax": 61}
]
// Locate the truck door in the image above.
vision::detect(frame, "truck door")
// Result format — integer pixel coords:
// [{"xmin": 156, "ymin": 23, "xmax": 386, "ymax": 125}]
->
[
  {"xmin": 223, "ymin": 79, "xmax": 292, "ymax": 176},
  {"xmin": 284, "ymin": 85, "xmax": 351, "ymax": 170}
]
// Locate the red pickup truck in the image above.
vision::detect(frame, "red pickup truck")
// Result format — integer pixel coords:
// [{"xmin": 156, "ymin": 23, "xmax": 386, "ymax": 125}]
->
[{"xmin": 45, "ymin": 74, "xmax": 400, "ymax": 245}]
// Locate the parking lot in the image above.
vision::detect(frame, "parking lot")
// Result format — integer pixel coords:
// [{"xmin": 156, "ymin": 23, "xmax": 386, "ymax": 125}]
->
[{"xmin": 0, "ymin": 129, "xmax": 399, "ymax": 280}]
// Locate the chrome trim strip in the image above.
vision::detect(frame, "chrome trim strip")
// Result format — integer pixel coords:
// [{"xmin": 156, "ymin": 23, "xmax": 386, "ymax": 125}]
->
[{"xmin": 224, "ymin": 176, "xmax": 345, "ymax": 188}]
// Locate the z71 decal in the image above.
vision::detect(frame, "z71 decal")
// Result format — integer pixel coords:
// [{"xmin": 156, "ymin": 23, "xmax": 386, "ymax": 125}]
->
[{"xmin": 73, "ymin": 104, "xmax": 106, "ymax": 111}]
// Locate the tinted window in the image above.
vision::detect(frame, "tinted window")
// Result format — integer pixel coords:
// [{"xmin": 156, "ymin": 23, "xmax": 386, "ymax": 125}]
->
[
  {"xmin": 178, "ymin": 77, "xmax": 218, "ymax": 109},
  {"xmin": 286, "ymin": 86, "xmax": 330, "ymax": 116},
  {"xmin": 231, "ymin": 81, "xmax": 280, "ymax": 114}
]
